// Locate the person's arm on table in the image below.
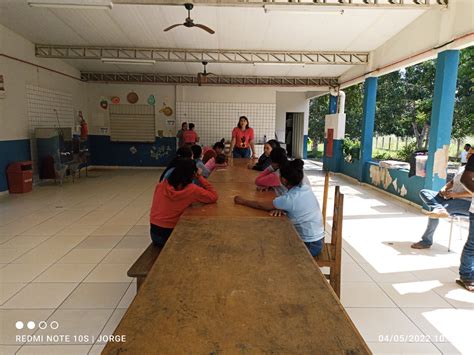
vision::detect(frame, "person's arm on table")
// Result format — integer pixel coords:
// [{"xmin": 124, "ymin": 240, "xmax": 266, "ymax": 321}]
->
[
  {"xmin": 234, "ymin": 196, "xmax": 274, "ymax": 211},
  {"xmin": 249, "ymin": 139, "xmax": 257, "ymax": 159},
  {"xmin": 194, "ymin": 174, "xmax": 218, "ymax": 203}
]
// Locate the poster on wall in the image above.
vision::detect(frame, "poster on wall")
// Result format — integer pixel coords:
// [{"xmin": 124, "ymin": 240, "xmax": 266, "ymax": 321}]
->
[{"xmin": 0, "ymin": 75, "xmax": 5, "ymax": 98}]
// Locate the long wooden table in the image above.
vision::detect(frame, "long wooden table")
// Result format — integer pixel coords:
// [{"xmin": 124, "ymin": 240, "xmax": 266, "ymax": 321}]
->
[{"xmin": 103, "ymin": 159, "xmax": 370, "ymax": 354}]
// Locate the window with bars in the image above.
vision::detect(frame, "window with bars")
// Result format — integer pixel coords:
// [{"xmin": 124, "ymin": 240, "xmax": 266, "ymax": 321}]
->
[{"xmin": 109, "ymin": 104, "xmax": 155, "ymax": 142}]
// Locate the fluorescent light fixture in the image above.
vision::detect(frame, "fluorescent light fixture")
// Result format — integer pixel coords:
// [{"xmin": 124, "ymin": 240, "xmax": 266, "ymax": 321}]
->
[
  {"xmin": 263, "ymin": 4, "xmax": 344, "ymax": 15},
  {"xmin": 253, "ymin": 62, "xmax": 306, "ymax": 67},
  {"xmin": 28, "ymin": 0, "xmax": 113, "ymax": 10},
  {"xmin": 101, "ymin": 58, "xmax": 156, "ymax": 65}
]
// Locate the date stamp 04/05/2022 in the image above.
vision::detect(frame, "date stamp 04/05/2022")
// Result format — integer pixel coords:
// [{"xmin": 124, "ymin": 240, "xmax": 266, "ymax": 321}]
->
[{"xmin": 378, "ymin": 334, "xmax": 446, "ymax": 343}]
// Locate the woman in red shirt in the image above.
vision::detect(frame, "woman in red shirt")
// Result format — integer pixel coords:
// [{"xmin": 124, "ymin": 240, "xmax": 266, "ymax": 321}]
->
[
  {"xmin": 182, "ymin": 123, "xmax": 199, "ymax": 146},
  {"xmin": 230, "ymin": 116, "xmax": 256, "ymax": 159},
  {"xmin": 150, "ymin": 159, "xmax": 218, "ymax": 247}
]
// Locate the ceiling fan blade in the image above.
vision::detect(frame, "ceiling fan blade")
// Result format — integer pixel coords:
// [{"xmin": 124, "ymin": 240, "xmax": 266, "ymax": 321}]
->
[
  {"xmin": 194, "ymin": 24, "xmax": 215, "ymax": 34},
  {"xmin": 163, "ymin": 23, "xmax": 183, "ymax": 32}
]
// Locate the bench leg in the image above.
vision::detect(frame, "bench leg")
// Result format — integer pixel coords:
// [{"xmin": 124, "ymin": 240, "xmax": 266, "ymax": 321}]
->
[
  {"xmin": 330, "ymin": 264, "xmax": 341, "ymax": 299},
  {"xmin": 137, "ymin": 276, "xmax": 146, "ymax": 292}
]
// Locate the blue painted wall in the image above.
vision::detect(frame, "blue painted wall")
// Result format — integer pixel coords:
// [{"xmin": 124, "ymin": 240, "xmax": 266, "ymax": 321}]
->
[
  {"xmin": 0, "ymin": 139, "xmax": 31, "ymax": 192},
  {"xmin": 360, "ymin": 77, "xmax": 378, "ymax": 182},
  {"xmin": 323, "ymin": 139, "xmax": 343, "ymax": 173},
  {"xmin": 424, "ymin": 50, "xmax": 460, "ymax": 191},
  {"xmin": 341, "ymin": 159, "xmax": 360, "ymax": 180},
  {"xmin": 88, "ymin": 135, "xmax": 176, "ymax": 167},
  {"xmin": 366, "ymin": 162, "xmax": 423, "ymax": 205}
]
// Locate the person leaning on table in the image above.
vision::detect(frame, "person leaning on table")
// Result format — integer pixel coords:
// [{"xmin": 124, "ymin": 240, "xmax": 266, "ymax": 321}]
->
[{"xmin": 458, "ymin": 154, "xmax": 474, "ymax": 292}]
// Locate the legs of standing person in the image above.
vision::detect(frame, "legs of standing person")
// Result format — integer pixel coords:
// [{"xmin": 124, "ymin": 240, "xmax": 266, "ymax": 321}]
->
[
  {"xmin": 233, "ymin": 148, "xmax": 251, "ymax": 158},
  {"xmin": 150, "ymin": 224, "xmax": 173, "ymax": 248},
  {"xmin": 305, "ymin": 239, "xmax": 323, "ymax": 257},
  {"xmin": 413, "ymin": 198, "xmax": 471, "ymax": 249},
  {"xmin": 459, "ymin": 213, "xmax": 474, "ymax": 288},
  {"xmin": 232, "ymin": 148, "xmax": 242, "ymax": 158}
]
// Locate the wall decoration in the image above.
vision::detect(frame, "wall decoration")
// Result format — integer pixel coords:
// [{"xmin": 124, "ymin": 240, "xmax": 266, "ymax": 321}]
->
[
  {"xmin": 111, "ymin": 96, "xmax": 120, "ymax": 104},
  {"xmin": 159, "ymin": 103, "xmax": 173, "ymax": 116},
  {"xmin": 100, "ymin": 98, "xmax": 108, "ymax": 110},
  {"xmin": 127, "ymin": 91, "xmax": 139, "ymax": 104},
  {"xmin": 147, "ymin": 95, "xmax": 156, "ymax": 106}
]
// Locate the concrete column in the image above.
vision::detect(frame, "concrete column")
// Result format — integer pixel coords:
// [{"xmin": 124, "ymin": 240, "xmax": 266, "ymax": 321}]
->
[
  {"xmin": 329, "ymin": 95, "xmax": 338, "ymax": 114},
  {"xmin": 359, "ymin": 77, "xmax": 378, "ymax": 182},
  {"xmin": 424, "ymin": 50, "xmax": 460, "ymax": 191},
  {"xmin": 323, "ymin": 94, "xmax": 341, "ymax": 171}
]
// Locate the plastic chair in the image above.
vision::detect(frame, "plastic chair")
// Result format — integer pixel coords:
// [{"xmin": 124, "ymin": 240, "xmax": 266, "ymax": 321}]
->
[{"xmin": 448, "ymin": 213, "xmax": 470, "ymax": 252}]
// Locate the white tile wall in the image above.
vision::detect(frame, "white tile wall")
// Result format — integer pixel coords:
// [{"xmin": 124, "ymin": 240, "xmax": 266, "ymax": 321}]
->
[
  {"xmin": 26, "ymin": 85, "xmax": 75, "ymax": 175},
  {"xmin": 176, "ymin": 102, "xmax": 276, "ymax": 154}
]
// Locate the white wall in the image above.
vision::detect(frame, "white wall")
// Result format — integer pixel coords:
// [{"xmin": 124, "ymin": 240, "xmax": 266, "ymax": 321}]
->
[
  {"xmin": 275, "ymin": 92, "xmax": 310, "ymax": 143},
  {"xmin": 0, "ymin": 24, "xmax": 85, "ymax": 141},
  {"xmin": 176, "ymin": 86, "xmax": 276, "ymax": 103},
  {"xmin": 85, "ymin": 84, "xmax": 176, "ymax": 137}
]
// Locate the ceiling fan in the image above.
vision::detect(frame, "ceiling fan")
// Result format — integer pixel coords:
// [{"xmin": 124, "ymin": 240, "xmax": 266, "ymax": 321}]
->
[
  {"xmin": 163, "ymin": 3, "xmax": 215, "ymax": 34},
  {"xmin": 197, "ymin": 61, "xmax": 215, "ymax": 86}
]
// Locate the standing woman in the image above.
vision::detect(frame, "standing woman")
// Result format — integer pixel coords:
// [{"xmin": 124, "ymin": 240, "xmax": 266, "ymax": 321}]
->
[
  {"xmin": 176, "ymin": 122, "xmax": 187, "ymax": 148},
  {"xmin": 230, "ymin": 116, "xmax": 256, "ymax": 159}
]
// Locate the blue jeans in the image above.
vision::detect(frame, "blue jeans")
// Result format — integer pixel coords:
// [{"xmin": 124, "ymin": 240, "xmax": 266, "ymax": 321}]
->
[
  {"xmin": 418, "ymin": 189, "xmax": 470, "ymax": 246},
  {"xmin": 460, "ymin": 213, "xmax": 474, "ymax": 281},
  {"xmin": 150, "ymin": 224, "xmax": 173, "ymax": 247},
  {"xmin": 233, "ymin": 147, "xmax": 251, "ymax": 158},
  {"xmin": 305, "ymin": 239, "xmax": 323, "ymax": 257}
]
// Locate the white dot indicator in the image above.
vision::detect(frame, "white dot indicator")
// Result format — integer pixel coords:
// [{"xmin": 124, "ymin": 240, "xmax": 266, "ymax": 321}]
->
[
  {"xmin": 15, "ymin": 321, "xmax": 24, "ymax": 330},
  {"xmin": 27, "ymin": 321, "xmax": 35, "ymax": 330}
]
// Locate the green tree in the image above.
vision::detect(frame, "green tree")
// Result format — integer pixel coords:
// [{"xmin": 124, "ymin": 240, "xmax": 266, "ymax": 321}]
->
[
  {"xmin": 343, "ymin": 83, "xmax": 364, "ymax": 140},
  {"xmin": 308, "ymin": 94, "xmax": 328, "ymax": 148},
  {"xmin": 453, "ymin": 47, "xmax": 474, "ymax": 142}
]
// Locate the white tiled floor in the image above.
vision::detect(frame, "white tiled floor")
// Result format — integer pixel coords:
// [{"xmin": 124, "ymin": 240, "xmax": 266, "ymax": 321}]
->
[{"xmin": 0, "ymin": 165, "xmax": 471, "ymax": 354}]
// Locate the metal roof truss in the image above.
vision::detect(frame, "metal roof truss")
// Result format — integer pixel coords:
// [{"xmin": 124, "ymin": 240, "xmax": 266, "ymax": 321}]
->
[
  {"xmin": 81, "ymin": 72, "xmax": 339, "ymax": 87},
  {"xmin": 36, "ymin": 45, "xmax": 369, "ymax": 65}
]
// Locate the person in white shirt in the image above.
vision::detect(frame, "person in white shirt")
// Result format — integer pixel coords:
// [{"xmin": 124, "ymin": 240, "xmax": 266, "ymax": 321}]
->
[
  {"xmin": 460, "ymin": 143, "xmax": 471, "ymax": 166},
  {"xmin": 411, "ymin": 166, "xmax": 471, "ymax": 249}
]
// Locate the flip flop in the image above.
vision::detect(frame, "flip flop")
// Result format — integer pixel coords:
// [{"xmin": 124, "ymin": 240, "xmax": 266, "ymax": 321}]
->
[{"xmin": 456, "ymin": 279, "xmax": 474, "ymax": 292}]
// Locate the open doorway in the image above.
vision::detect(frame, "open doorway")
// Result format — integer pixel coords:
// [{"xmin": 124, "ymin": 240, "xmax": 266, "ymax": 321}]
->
[{"xmin": 285, "ymin": 112, "xmax": 304, "ymax": 158}]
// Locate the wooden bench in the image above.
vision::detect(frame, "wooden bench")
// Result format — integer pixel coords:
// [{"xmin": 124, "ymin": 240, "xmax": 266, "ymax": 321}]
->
[
  {"xmin": 314, "ymin": 185, "xmax": 344, "ymax": 298},
  {"xmin": 127, "ymin": 243, "xmax": 162, "ymax": 291}
]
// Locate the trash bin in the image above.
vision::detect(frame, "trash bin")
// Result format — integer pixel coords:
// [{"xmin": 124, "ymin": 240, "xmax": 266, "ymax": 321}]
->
[{"xmin": 7, "ymin": 161, "xmax": 33, "ymax": 193}]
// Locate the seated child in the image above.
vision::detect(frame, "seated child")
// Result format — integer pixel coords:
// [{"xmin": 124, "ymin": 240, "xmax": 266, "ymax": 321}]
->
[
  {"xmin": 203, "ymin": 139, "xmax": 225, "ymax": 164},
  {"xmin": 255, "ymin": 147, "xmax": 310, "ymax": 195},
  {"xmin": 150, "ymin": 159, "xmax": 218, "ymax": 247},
  {"xmin": 235, "ymin": 159, "xmax": 324, "ymax": 256},
  {"xmin": 159, "ymin": 146, "xmax": 192, "ymax": 182},
  {"xmin": 248, "ymin": 139, "xmax": 280, "ymax": 171},
  {"xmin": 191, "ymin": 145, "xmax": 211, "ymax": 178},
  {"xmin": 205, "ymin": 153, "xmax": 228, "ymax": 173}
]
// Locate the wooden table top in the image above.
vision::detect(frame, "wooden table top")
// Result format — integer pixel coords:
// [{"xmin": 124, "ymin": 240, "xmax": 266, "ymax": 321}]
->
[
  {"xmin": 103, "ymin": 217, "xmax": 369, "ymax": 354},
  {"xmin": 183, "ymin": 181, "xmax": 275, "ymax": 218},
  {"xmin": 207, "ymin": 158, "xmax": 259, "ymax": 184}
]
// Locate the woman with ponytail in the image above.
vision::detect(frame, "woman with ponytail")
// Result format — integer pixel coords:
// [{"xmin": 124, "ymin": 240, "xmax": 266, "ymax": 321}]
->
[{"xmin": 235, "ymin": 159, "xmax": 324, "ymax": 256}]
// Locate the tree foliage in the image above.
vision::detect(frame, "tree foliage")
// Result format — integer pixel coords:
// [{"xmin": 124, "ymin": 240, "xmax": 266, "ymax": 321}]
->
[{"xmin": 309, "ymin": 47, "xmax": 473, "ymax": 149}]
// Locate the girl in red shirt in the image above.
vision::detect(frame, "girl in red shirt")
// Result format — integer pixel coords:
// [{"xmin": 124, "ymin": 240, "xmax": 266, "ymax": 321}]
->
[
  {"xmin": 230, "ymin": 116, "xmax": 256, "ymax": 159},
  {"xmin": 183, "ymin": 123, "xmax": 199, "ymax": 146},
  {"xmin": 150, "ymin": 159, "xmax": 218, "ymax": 247}
]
